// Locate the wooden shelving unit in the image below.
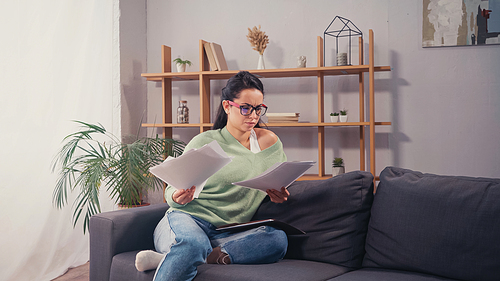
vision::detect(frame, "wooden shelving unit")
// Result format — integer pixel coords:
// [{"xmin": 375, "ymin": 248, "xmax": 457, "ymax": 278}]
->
[{"xmin": 142, "ymin": 29, "xmax": 391, "ymax": 180}]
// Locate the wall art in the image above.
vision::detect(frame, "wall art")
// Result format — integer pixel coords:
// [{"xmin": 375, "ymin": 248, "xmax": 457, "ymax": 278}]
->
[{"xmin": 423, "ymin": 0, "xmax": 500, "ymax": 47}]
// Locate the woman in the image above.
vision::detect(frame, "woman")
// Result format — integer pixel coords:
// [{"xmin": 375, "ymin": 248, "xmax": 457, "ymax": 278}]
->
[{"xmin": 136, "ymin": 71, "xmax": 290, "ymax": 281}]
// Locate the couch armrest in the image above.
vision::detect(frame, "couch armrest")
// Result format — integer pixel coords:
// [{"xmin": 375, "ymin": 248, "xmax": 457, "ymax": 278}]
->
[{"xmin": 89, "ymin": 203, "xmax": 169, "ymax": 281}]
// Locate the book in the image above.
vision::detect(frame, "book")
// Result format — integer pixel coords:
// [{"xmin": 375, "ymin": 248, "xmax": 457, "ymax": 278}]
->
[
  {"xmin": 233, "ymin": 161, "xmax": 315, "ymax": 191},
  {"xmin": 210, "ymin": 42, "xmax": 228, "ymax": 71},
  {"xmin": 203, "ymin": 42, "xmax": 218, "ymax": 71},
  {"xmin": 266, "ymin": 113, "xmax": 300, "ymax": 117},
  {"xmin": 216, "ymin": 219, "xmax": 306, "ymax": 235},
  {"xmin": 267, "ymin": 117, "xmax": 300, "ymax": 122},
  {"xmin": 266, "ymin": 113, "xmax": 300, "ymax": 123},
  {"xmin": 267, "ymin": 118, "xmax": 300, "ymax": 123}
]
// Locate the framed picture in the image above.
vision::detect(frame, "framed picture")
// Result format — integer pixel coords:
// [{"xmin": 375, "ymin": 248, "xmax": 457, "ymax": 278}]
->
[{"xmin": 423, "ymin": 0, "xmax": 500, "ymax": 47}]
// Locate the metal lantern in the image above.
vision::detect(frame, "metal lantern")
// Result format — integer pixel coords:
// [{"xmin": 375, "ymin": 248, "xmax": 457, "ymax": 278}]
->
[{"xmin": 323, "ymin": 16, "xmax": 362, "ymax": 66}]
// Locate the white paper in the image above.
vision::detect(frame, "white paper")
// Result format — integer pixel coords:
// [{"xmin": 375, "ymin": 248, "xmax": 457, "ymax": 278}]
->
[
  {"xmin": 233, "ymin": 161, "xmax": 315, "ymax": 192},
  {"xmin": 149, "ymin": 140, "xmax": 233, "ymax": 198}
]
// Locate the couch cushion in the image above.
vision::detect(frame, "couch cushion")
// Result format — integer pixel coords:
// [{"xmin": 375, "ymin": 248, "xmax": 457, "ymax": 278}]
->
[
  {"xmin": 363, "ymin": 166, "xmax": 500, "ymax": 281},
  {"xmin": 110, "ymin": 251, "xmax": 349, "ymax": 281},
  {"xmin": 329, "ymin": 268, "xmax": 456, "ymax": 281},
  {"xmin": 252, "ymin": 170, "xmax": 374, "ymax": 269},
  {"xmin": 109, "ymin": 251, "xmax": 155, "ymax": 281},
  {"xmin": 195, "ymin": 259, "xmax": 350, "ymax": 281}
]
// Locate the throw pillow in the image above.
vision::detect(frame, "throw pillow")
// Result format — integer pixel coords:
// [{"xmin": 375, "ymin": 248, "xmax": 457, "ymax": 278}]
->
[
  {"xmin": 252, "ymin": 170, "xmax": 374, "ymax": 269},
  {"xmin": 363, "ymin": 166, "xmax": 500, "ymax": 281}
]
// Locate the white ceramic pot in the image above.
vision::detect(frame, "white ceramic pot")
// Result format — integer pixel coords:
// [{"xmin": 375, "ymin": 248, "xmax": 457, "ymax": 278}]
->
[
  {"xmin": 257, "ymin": 54, "xmax": 265, "ymax": 69},
  {"xmin": 330, "ymin": 115, "xmax": 339, "ymax": 122},
  {"xmin": 332, "ymin": 166, "xmax": 345, "ymax": 176},
  {"xmin": 339, "ymin": 115, "xmax": 348, "ymax": 122},
  {"xmin": 176, "ymin": 63, "xmax": 186, "ymax": 72}
]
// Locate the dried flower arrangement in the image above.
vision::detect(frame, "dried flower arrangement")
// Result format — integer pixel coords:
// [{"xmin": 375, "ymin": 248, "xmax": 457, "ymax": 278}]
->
[{"xmin": 246, "ymin": 25, "xmax": 269, "ymax": 55}]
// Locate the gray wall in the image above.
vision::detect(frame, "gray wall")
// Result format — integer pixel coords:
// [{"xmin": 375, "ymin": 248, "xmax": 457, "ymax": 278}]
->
[
  {"xmin": 120, "ymin": 0, "xmax": 148, "ymax": 141},
  {"xmin": 145, "ymin": 0, "xmax": 500, "ymax": 178}
]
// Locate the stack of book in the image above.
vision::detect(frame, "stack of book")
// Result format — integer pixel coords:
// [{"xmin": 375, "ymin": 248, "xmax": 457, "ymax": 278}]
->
[
  {"xmin": 203, "ymin": 42, "xmax": 228, "ymax": 71},
  {"xmin": 266, "ymin": 113, "xmax": 300, "ymax": 123}
]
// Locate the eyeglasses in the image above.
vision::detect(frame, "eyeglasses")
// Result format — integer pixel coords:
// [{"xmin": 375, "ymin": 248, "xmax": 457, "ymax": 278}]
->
[{"xmin": 227, "ymin": 100, "xmax": 268, "ymax": 116}]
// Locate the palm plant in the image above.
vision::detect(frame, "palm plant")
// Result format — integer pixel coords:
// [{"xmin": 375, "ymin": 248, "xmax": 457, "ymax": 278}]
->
[{"xmin": 52, "ymin": 121, "xmax": 185, "ymax": 233}]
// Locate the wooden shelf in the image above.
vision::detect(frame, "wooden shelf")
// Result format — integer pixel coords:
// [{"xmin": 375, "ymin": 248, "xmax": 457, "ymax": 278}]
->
[
  {"xmin": 141, "ymin": 122, "xmax": 392, "ymax": 128},
  {"xmin": 297, "ymin": 174, "xmax": 380, "ymax": 181},
  {"xmin": 142, "ymin": 29, "xmax": 390, "ymax": 182},
  {"xmin": 298, "ymin": 175, "xmax": 381, "ymax": 181},
  {"xmin": 266, "ymin": 121, "xmax": 391, "ymax": 127},
  {"xmin": 142, "ymin": 123, "xmax": 213, "ymax": 128},
  {"xmin": 297, "ymin": 174, "xmax": 333, "ymax": 181},
  {"xmin": 142, "ymin": 65, "xmax": 391, "ymax": 81}
]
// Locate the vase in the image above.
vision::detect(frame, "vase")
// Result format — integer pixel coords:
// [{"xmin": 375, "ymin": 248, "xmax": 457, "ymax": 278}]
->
[
  {"xmin": 257, "ymin": 54, "xmax": 265, "ymax": 69},
  {"xmin": 330, "ymin": 115, "xmax": 339, "ymax": 122},
  {"xmin": 339, "ymin": 115, "xmax": 348, "ymax": 122}
]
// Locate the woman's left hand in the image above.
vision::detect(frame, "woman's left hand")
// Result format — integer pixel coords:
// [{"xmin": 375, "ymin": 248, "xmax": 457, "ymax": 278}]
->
[{"xmin": 266, "ymin": 186, "xmax": 290, "ymax": 203}]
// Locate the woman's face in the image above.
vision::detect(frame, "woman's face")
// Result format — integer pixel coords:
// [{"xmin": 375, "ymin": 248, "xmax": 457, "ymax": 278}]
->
[{"xmin": 223, "ymin": 88, "xmax": 264, "ymax": 133}]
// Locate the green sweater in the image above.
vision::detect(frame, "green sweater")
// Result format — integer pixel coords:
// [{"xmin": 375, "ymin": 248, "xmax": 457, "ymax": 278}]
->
[{"xmin": 165, "ymin": 127, "xmax": 287, "ymax": 227}]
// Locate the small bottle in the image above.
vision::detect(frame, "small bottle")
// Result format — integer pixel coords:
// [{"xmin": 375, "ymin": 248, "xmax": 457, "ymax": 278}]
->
[{"xmin": 177, "ymin": 100, "xmax": 189, "ymax": 124}]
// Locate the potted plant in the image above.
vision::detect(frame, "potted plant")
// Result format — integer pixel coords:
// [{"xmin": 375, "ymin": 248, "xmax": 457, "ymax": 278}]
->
[
  {"xmin": 339, "ymin": 109, "xmax": 348, "ymax": 122},
  {"xmin": 173, "ymin": 58, "xmax": 192, "ymax": 72},
  {"xmin": 330, "ymin": 112, "xmax": 339, "ymax": 122},
  {"xmin": 52, "ymin": 121, "xmax": 185, "ymax": 233},
  {"xmin": 332, "ymin": 157, "xmax": 345, "ymax": 176}
]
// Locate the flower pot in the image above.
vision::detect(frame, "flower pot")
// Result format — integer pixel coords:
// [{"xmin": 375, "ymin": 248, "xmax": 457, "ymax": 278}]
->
[
  {"xmin": 330, "ymin": 115, "xmax": 339, "ymax": 122},
  {"xmin": 176, "ymin": 63, "xmax": 186, "ymax": 72},
  {"xmin": 339, "ymin": 115, "xmax": 348, "ymax": 122},
  {"xmin": 117, "ymin": 202, "xmax": 150, "ymax": 210},
  {"xmin": 332, "ymin": 166, "xmax": 345, "ymax": 176}
]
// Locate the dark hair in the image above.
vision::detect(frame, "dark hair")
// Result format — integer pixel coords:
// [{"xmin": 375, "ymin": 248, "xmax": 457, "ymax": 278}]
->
[{"xmin": 212, "ymin": 71, "xmax": 265, "ymax": 130}]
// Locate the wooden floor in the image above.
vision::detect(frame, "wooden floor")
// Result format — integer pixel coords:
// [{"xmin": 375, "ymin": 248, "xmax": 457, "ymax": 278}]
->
[{"xmin": 52, "ymin": 262, "xmax": 89, "ymax": 281}]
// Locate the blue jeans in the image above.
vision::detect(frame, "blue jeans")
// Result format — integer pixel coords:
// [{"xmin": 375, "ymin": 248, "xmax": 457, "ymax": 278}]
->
[{"xmin": 153, "ymin": 210, "xmax": 288, "ymax": 281}]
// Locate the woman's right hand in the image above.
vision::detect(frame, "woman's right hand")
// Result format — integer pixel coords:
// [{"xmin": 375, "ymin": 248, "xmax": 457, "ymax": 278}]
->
[{"xmin": 172, "ymin": 186, "xmax": 196, "ymax": 205}]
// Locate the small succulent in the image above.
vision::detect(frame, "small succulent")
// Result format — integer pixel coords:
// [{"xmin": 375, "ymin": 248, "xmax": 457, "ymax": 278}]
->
[
  {"xmin": 332, "ymin": 157, "xmax": 344, "ymax": 167},
  {"xmin": 330, "ymin": 112, "xmax": 339, "ymax": 116},
  {"xmin": 340, "ymin": 110, "xmax": 347, "ymax": 116}
]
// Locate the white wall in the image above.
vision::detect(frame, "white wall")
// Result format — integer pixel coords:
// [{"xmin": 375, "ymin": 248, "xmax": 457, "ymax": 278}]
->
[
  {"xmin": 0, "ymin": 1, "xmax": 119, "ymax": 280},
  {"xmin": 146, "ymin": 0, "xmax": 499, "ymax": 179}
]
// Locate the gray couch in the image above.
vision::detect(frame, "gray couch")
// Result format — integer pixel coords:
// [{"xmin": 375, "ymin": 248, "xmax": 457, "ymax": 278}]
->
[{"xmin": 89, "ymin": 167, "xmax": 500, "ymax": 281}]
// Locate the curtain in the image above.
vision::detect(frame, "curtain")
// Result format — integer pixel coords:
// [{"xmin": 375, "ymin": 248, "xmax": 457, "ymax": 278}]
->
[{"xmin": 0, "ymin": 1, "xmax": 118, "ymax": 280}]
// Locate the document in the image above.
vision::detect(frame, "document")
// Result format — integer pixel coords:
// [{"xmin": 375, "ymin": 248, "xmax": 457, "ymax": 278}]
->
[
  {"xmin": 149, "ymin": 140, "xmax": 233, "ymax": 198},
  {"xmin": 233, "ymin": 161, "xmax": 315, "ymax": 191}
]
